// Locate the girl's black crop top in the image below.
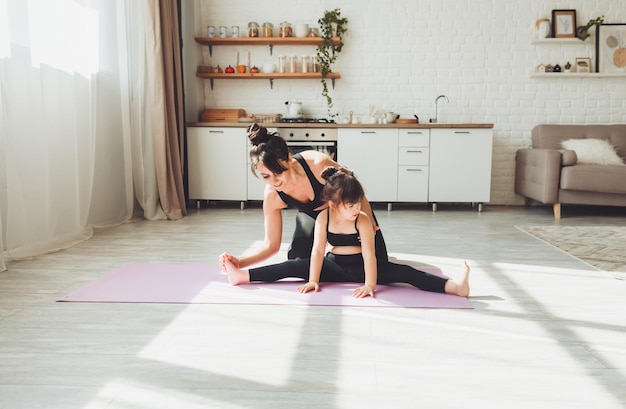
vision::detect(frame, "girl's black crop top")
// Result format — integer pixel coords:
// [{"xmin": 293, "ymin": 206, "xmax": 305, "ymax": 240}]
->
[{"xmin": 326, "ymin": 211, "xmax": 361, "ymax": 247}]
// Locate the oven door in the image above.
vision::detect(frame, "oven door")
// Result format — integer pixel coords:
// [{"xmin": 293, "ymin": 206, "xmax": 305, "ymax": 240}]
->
[{"xmin": 286, "ymin": 141, "xmax": 337, "ymax": 160}]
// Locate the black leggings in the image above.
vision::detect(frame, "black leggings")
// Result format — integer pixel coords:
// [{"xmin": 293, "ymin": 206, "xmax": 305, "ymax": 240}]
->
[
  {"xmin": 249, "ymin": 253, "xmax": 448, "ymax": 294},
  {"xmin": 287, "ymin": 211, "xmax": 389, "ymax": 262}
]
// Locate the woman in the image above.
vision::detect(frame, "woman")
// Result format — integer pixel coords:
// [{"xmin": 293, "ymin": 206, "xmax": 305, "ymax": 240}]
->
[
  {"xmin": 221, "ymin": 166, "xmax": 470, "ymax": 299},
  {"xmin": 220, "ymin": 122, "xmax": 388, "ymax": 270}
]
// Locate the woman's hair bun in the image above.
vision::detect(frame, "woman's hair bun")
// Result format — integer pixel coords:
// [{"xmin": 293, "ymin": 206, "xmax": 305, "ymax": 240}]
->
[
  {"xmin": 321, "ymin": 166, "xmax": 340, "ymax": 180},
  {"xmin": 247, "ymin": 123, "xmax": 271, "ymax": 145}
]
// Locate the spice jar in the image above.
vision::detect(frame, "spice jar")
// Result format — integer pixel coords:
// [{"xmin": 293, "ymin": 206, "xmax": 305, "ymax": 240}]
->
[
  {"xmin": 278, "ymin": 55, "xmax": 286, "ymax": 73},
  {"xmin": 248, "ymin": 22, "xmax": 259, "ymax": 37},
  {"xmin": 279, "ymin": 22, "xmax": 293, "ymax": 38},
  {"xmin": 289, "ymin": 55, "xmax": 297, "ymax": 73},
  {"xmin": 262, "ymin": 22, "xmax": 274, "ymax": 37},
  {"xmin": 311, "ymin": 55, "xmax": 318, "ymax": 72}
]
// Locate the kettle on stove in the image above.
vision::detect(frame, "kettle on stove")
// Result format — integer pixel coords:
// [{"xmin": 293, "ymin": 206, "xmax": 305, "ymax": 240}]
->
[{"xmin": 285, "ymin": 100, "xmax": 303, "ymax": 118}]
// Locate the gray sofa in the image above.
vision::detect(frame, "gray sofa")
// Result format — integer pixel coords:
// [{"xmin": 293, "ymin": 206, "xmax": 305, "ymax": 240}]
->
[{"xmin": 515, "ymin": 124, "xmax": 626, "ymax": 219}]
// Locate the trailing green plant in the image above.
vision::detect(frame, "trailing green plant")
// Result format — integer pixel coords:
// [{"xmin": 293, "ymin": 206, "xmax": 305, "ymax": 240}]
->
[
  {"xmin": 316, "ymin": 8, "xmax": 348, "ymax": 117},
  {"xmin": 577, "ymin": 15, "xmax": 604, "ymax": 41}
]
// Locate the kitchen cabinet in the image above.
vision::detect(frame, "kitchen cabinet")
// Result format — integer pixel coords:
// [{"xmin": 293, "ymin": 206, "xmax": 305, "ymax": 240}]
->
[
  {"xmin": 195, "ymin": 37, "xmax": 341, "ymax": 89},
  {"xmin": 428, "ymin": 128, "xmax": 493, "ymax": 211},
  {"xmin": 397, "ymin": 129, "xmax": 429, "ymax": 202},
  {"xmin": 338, "ymin": 128, "xmax": 398, "ymax": 202},
  {"xmin": 187, "ymin": 127, "xmax": 248, "ymax": 203}
]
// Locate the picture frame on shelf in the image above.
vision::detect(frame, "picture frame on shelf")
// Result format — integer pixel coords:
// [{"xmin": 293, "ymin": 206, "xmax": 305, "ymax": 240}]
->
[
  {"xmin": 575, "ymin": 57, "xmax": 592, "ymax": 73},
  {"xmin": 551, "ymin": 10, "xmax": 577, "ymax": 38},
  {"xmin": 595, "ymin": 23, "xmax": 626, "ymax": 73}
]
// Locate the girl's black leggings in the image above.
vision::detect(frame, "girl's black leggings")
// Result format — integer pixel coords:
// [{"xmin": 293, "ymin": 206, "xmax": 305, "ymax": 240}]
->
[{"xmin": 249, "ymin": 253, "xmax": 448, "ymax": 294}]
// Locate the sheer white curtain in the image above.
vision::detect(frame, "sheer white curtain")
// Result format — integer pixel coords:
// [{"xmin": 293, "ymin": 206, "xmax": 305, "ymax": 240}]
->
[{"xmin": 0, "ymin": 0, "xmax": 165, "ymax": 269}]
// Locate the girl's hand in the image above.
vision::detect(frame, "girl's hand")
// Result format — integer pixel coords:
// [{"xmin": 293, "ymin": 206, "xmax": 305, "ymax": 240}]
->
[
  {"xmin": 219, "ymin": 253, "xmax": 240, "ymax": 272},
  {"xmin": 297, "ymin": 281, "xmax": 319, "ymax": 294},
  {"xmin": 353, "ymin": 285, "xmax": 375, "ymax": 298}
]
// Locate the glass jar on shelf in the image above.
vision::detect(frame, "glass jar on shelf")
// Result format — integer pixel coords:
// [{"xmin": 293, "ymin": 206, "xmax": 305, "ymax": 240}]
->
[
  {"xmin": 279, "ymin": 22, "xmax": 293, "ymax": 38},
  {"xmin": 262, "ymin": 22, "xmax": 274, "ymax": 37},
  {"xmin": 248, "ymin": 22, "xmax": 259, "ymax": 37},
  {"xmin": 278, "ymin": 55, "xmax": 286, "ymax": 73},
  {"xmin": 289, "ymin": 55, "xmax": 297, "ymax": 73}
]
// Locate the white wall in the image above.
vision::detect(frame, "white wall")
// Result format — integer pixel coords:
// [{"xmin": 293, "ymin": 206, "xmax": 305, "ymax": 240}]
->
[{"xmin": 185, "ymin": 0, "xmax": 626, "ymax": 205}]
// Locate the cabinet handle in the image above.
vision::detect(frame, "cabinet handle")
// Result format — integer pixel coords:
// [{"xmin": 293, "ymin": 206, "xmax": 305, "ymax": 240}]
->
[
  {"xmin": 406, "ymin": 150, "xmax": 423, "ymax": 153},
  {"xmin": 454, "ymin": 131, "xmax": 470, "ymax": 134},
  {"xmin": 360, "ymin": 131, "xmax": 376, "ymax": 134},
  {"xmin": 209, "ymin": 130, "xmax": 225, "ymax": 134},
  {"xmin": 407, "ymin": 131, "xmax": 423, "ymax": 134},
  {"xmin": 405, "ymin": 168, "xmax": 422, "ymax": 172}
]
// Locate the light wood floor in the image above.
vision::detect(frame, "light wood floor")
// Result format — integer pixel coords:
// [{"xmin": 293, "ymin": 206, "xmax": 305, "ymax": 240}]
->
[{"xmin": 1, "ymin": 203, "xmax": 626, "ymax": 409}]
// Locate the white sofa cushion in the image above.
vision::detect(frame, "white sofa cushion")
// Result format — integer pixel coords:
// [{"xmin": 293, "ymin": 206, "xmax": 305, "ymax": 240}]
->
[{"xmin": 561, "ymin": 138, "xmax": 625, "ymax": 166}]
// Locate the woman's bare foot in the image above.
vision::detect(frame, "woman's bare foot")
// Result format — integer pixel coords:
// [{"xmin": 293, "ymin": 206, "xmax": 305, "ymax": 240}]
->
[
  {"xmin": 223, "ymin": 258, "xmax": 250, "ymax": 285},
  {"xmin": 444, "ymin": 261, "xmax": 470, "ymax": 297}
]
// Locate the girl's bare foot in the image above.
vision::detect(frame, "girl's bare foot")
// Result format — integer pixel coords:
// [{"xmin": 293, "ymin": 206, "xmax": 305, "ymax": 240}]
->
[
  {"xmin": 223, "ymin": 258, "xmax": 250, "ymax": 285},
  {"xmin": 444, "ymin": 261, "xmax": 470, "ymax": 297}
]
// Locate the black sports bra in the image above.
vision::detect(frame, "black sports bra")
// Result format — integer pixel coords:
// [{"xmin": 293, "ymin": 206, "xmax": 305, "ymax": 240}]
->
[
  {"xmin": 276, "ymin": 153, "xmax": 326, "ymax": 219},
  {"xmin": 326, "ymin": 211, "xmax": 361, "ymax": 247}
]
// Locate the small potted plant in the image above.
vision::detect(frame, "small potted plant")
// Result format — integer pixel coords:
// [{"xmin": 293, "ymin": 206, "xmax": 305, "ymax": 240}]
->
[
  {"xmin": 564, "ymin": 61, "xmax": 572, "ymax": 73},
  {"xmin": 316, "ymin": 8, "xmax": 348, "ymax": 117},
  {"xmin": 577, "ymin": 16, "xmax": 604, "ymax": 41}
]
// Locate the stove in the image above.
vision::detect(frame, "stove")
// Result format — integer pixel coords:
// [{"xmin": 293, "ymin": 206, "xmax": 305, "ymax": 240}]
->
[
  {"xmin": 280, "ymin": 127, "xmax": 337, "ymax": 141},
  {"xmin": 280, "ymin": 117, "xmax": 336, "ymax": 124}
]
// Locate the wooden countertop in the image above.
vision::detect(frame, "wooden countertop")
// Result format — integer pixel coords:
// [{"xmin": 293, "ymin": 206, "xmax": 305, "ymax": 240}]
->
[{"xmin": 186, "ymin": 122, "xmax": 494, "ymax": 129}]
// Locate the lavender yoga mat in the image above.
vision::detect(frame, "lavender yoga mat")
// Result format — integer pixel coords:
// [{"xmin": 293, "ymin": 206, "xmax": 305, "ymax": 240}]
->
[{"xmin": 57, "ymin": 263, "xmax": 472, "ymax": 309}]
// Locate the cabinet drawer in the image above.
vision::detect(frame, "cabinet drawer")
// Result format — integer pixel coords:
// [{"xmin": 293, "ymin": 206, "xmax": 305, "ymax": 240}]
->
[
  {"xmin": 399, "ymin": 147, "xmax": 429, "ymax": 166},
  {"xmin": 398, "ymin": 166, "xmax": 429, "ymax": 202},
  {"xmin": 399, "ymin": 129, "xmax": 429, "ymax": 147}
]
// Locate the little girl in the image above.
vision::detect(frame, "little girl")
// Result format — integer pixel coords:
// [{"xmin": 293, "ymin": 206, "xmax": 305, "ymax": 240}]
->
[{"xmin": 220, "ymin": 166, "xmax": 470, "ymax": 298}]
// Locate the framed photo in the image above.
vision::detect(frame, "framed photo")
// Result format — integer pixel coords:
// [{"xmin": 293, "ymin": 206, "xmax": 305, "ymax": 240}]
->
[
  {"xmin": 595, "ymin": 24, "xmax": 626, "ymax": 73},
  {"xmin": 575, "ymin": 57, "xmax": 592, "ymax": 73},
  {"xmin": 551, "ymin": 10, "xmax": 577, "ymax": 38}
]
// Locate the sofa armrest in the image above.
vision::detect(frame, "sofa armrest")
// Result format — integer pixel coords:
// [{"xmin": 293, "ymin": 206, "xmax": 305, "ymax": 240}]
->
[{"xmin": 515, "ymin": 148, "xmax": 563, "ymax": 204}]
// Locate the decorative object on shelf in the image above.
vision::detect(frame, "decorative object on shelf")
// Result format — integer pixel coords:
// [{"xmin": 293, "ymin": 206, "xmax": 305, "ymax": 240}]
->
[
  {"xmin": 536, "ymin": 63, "xmax": 546, "ymax": 73},
  {"xmin": 553, "ymin": 64, "xmax": 562, "ymax": 72},
  {"xmin": 551, "ymin": 9, "xmax": 576, "ymax": 38},
  {"xmin": 575, "ymin": 57, "xmax": 592, "ymax": 73},
  {"xmin": 317, "ymin": 8, "xmax": 348, "ymax": 117},
  {"xmin": 535, "ymin": 18, "xmax": 551, "ymax": 39},
  {"xmin": 564, "ymin": 61, "xmax": 572, "ymax": 72},
  {"xmin": 595, "ymin": 23, "xmax": 626, "ymax": 73},
  {"xmin": 576, "ymin": 15, "xmax": 604, "ymax": 41},
  {"xmin": 545, "ymin": 64, "xmax": 554, "ymax": 72}
]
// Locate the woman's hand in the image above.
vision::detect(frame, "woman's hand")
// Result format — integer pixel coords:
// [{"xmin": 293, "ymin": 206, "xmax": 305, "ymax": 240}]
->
[
  {"xmin": 219, "ymin": 253, "xmax": 240, "ymax": 272},
  {"xmin": 353, "ymin": 285, "xmax": 375, "ymax": 298},
  {"xmin": 297, "ymin": 281, "xmax": 320, "ymax": 294}
]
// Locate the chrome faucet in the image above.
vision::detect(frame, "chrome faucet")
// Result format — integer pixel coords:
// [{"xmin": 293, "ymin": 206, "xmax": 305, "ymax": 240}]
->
[{"xmin": 431, "ymin": 94, "xmax": 449, "ymax": 123}]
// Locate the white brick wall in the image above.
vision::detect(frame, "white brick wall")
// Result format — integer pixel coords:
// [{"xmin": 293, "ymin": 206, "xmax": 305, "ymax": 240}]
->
[{"xmin": 186, "ymin": 0, "xmax": 626, "ymax": 205}]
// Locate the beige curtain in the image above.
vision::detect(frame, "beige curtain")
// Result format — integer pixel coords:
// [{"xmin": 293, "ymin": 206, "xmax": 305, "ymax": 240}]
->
[{"xmin": 147, "ymin": 0, "xmax": 187, "ymax": 220}]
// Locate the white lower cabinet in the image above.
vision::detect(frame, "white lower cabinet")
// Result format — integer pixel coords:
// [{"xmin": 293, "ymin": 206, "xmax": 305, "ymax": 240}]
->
[
  {"xmin": 337, "ymin": 128, "xmax": 398, "ymax": 202},
  {"xmin": 397, "ymin": 129, "xmax": 429, "ymax": 202},
  {"xmin": 428, "ymin": 128, "xmax": 493, "ymax": 205},
  {"xmin": 187, "ymin": 126, "xmax": 493, "ymax": 210},
  {"xmin": 187, "ymin": 127, "xmax": 247, "ymax": 201}
]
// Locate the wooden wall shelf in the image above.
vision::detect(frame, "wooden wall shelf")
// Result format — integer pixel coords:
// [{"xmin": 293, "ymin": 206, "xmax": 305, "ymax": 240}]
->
[
  {"xmin": 195, "ymin": 36, "xmax": 341, "ymax": 55},
  {"xmin": 195, "ymin": 72, "xmax": 340, "ymax": 89}
]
